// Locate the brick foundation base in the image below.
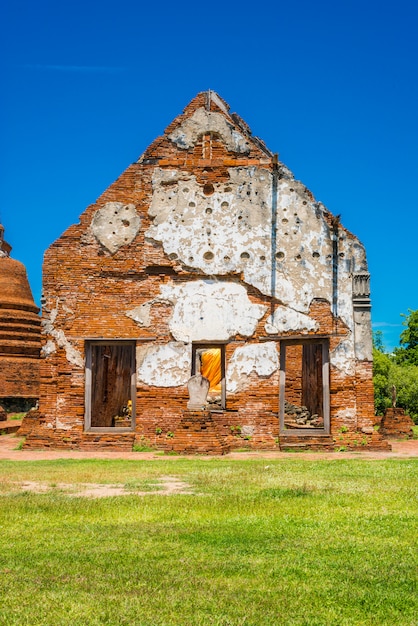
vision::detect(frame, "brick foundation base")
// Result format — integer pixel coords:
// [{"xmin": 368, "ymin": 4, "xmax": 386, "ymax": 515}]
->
[{"xmin": 380, "ymin": 408, "xmax": 414, "ymax": 439}]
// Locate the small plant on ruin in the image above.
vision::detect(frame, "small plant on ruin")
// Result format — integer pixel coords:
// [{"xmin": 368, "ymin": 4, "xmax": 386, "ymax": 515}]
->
[
  {"xmin": 339, "ymin": 425, "xmax": 348, "ymax": 433},
  {"xmin": 132, "ymin": 437, "xmax": 154, "ymax": 452},
  {"xmin": 155, "ymin": 427, "xmax": 162, "ymax": 435},
  {"xmin": 14, "ymin": 438, "xmax": 25, "ymax": 450},
  {"xmin": 166, "ymin": 431, "xmax": 174, "ymax": 438}
]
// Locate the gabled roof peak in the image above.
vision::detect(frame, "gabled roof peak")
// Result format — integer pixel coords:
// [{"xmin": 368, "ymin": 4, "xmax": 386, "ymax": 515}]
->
[{"xmin": 139, "ymin": 91, "xmax": 273, "ymax": 162}]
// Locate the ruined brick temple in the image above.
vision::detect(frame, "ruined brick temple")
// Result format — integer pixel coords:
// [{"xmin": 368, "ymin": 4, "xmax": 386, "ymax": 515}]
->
[
  {"xmin": 22, "ymin": 91, "xmax": 388, "ymax": 451},
  {"xmin": 0, "ymin": 224, "xmax": 40, "ymax": 412}
]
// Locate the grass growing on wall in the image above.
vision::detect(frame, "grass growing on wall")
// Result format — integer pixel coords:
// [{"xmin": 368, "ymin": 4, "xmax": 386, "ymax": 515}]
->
[{"xmin": 0, "ymin": 457, "xmax": 417, "ymax": 625}]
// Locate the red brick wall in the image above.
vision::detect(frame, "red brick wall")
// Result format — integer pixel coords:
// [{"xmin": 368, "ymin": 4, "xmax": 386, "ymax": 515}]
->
[{"xmin": 23, "ymin": 93, "xmax": 380, "ymax": 451}]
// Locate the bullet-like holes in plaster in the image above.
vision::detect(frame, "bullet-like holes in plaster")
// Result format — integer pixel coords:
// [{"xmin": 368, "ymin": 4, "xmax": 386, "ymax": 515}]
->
[
  {"xmin": 296, "ymin": 254, "xmax": 302, "ymax": 261},
  {"xmin": 203, "ymin": 183, "xmax": 215, "ymax": 196},
  {"xmin": 183, "ymin": 187, "xmax": 189, "ymax": 193},
  {"xmin": 224, "ymin": 186, "xmax": 232, "ymax": 192},
  {"xmin": 189, "ymin": 201, "xmax": 196, "ymax": 208},
  {"xmin": 203, "ymin": 251, "xmax": 214, "ymax": 261},
  {"xmin": 282, "ymin": 218, "xmax": 288, "ymax": 224},
  {"xmin": 189, "ymin": 256, "xmax": 194, "ymax": 263},
  {"xmin": 169, "ymin": 253, "xmax": 178, "ymax": 260},
  {"xmin": 260, "ymin": 255, "xmax": 266, "ymax": 261},
  {"xmin": 206, "ymin": 228, "xmax": 211, "ymax": 235},
  {"xmin": 238, "ymin": 215, "xmax": 243, "ymax": 220},
  {"xmin": 221, "ymin": 201, "xmax": 229, "ymax": 209},
  {"xmin": 339, "ymin": 252, "xmax": 345, "ymax": 258},
  {"xmin": 276, "ymin": 251, "xmax": 285, "ymax": 260},
  {"xmin": 290, "ymin": 188, "xmax": 294, "ymax": 192},
  {"xmin": 122, "ymin": 220, "xmax": 130, "ymax": 227},
  {"xmin": 224, "ymin": 255, "xmax": 230, "ymax": 262},
  {"xmin": 240, "ymin": 252, "xmax": 250, "ymax": 261},
  {"xmin": 303, "ymin": 200, "xmax": 307, "ymax": 205},
  {"xmin": 312, "ymin": 251, "xmax": 320, "ymax": 258},
  {"xmin": 205, "ymin": 207, "xmax": 212, "ymax": 214}
]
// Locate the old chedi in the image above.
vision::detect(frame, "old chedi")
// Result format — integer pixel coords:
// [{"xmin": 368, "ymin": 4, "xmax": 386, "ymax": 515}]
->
[
  {"xmin": 21, "ymin": 91, "xmax": 389, "ymax": 452},
  {"xmin": 0, "ymin": 224, "xmax": 41, "ymax": 413}
]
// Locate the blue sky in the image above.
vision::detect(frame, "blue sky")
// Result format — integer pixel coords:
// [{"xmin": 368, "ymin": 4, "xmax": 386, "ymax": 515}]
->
[{"xmin": 1, "ymin": 0, "xmax": 417, "ymax": 351}]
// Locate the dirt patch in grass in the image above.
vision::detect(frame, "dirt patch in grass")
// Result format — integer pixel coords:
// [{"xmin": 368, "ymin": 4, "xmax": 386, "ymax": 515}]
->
[{"xmin": 15, "ymin": 476, "xmax": 193, "ymax": 498}]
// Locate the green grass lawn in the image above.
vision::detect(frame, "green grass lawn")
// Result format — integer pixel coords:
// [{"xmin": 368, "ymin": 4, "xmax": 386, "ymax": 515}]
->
[{"xmin": 0, "ymin": 457, "xmax": 416, "ymax": 625}]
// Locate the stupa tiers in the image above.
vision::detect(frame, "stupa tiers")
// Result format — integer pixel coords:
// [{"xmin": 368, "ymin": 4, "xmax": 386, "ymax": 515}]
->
[{"xmin": 0, "ymin": 224, "xmax": 41, "ymax": 410}]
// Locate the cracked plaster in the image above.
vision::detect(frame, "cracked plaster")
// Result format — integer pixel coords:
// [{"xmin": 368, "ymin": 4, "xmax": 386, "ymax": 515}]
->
[
  {"xmin": 265, "ymin": 306, "xmax": 319, "ymax": 334},
  {"xmin": 136, "ymin": 342, "xmax": 191, "ymax": 387},
  {"xmin": 157, "ymin": 280, "xmax": 266, "ymax": 343},
  {"xmin": 146, "ymin": 167, "xmax": 364, "ymax": 335},
  {"xmin": 42, "ymin": 305, "xmax": 83, "ymax": 369},
  {"xmin": 330, "ymin": 339, "xmax": 356, "ymax": 376},
  {"xmin": 226, "ymin": 342, "xmax": 279, "ymax": 393}
]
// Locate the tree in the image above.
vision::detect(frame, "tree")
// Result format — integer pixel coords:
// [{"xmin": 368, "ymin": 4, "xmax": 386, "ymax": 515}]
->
[
  {"xmin": 372, "ymin": 330, "xmax": 385, "ymax": 353},
  {"xmin": 394, "ymin": 309, "xmax": 418, "ymax": 366},
  {"xmin": 372, "ymin": 347, "xmax": 392, "ymax": 415},
  {"xmin": 373, "ymin": 310, "xmax": 418, "ymax": 423}
]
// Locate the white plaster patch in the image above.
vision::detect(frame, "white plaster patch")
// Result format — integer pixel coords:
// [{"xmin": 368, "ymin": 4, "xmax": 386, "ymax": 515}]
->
[
  {"xmin": 54, "ymin": 330, "xmax": 84, "ymax": 369},
  {"xmin": 158, "ymin": 281, "xmax": 267, "ymax": 342},
  {"xmin": 91, "ymin": 202, "xmax": 141, "ymax": 254},
  {"xmin": 227, "ymin": 342, "xmax": 279, "ymax": 393},
  {"xmin": 337, "ymin": 408, "xmax": 356, "ymax": 422},
  {"xmin": 168, "ymin": 108, "xmax": 251, "ymax": 154},
  {"xmin": 353, "ymin": 310, "xmax": 373, "ymax": 361},
  {"xmin": 136, "ymin": 342, "xmax": 191, "ymax": 387},
  {"xmin": 331, "ymin": 338, "xmax": 355, "ymax": 376},
  {"xmin": 265, "ymin": 306, "xmax": 319, "ymax": 334},
  {"xmin": 42, "ymin": 312, "xmax": 83, "ymax": 369},
  {"xmin": 146, "ymin": 167, "xmax": 346, "ymax": 315},
  {"xmin": 126, "ymin": 302, "xmax": 152, "ymax": 327},
  {"xmin": 41, "ymin": 339, "xmax": 57, "ymax": 357},
  {"xmin": 56, "ymin": 416, "xmax": 71, "ymax": 431}
]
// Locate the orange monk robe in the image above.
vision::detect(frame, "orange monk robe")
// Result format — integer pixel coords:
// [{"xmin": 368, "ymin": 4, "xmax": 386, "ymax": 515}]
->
[{"xmin": 200, "ymin": 349, "xmax": 222, "ymax": 393}]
